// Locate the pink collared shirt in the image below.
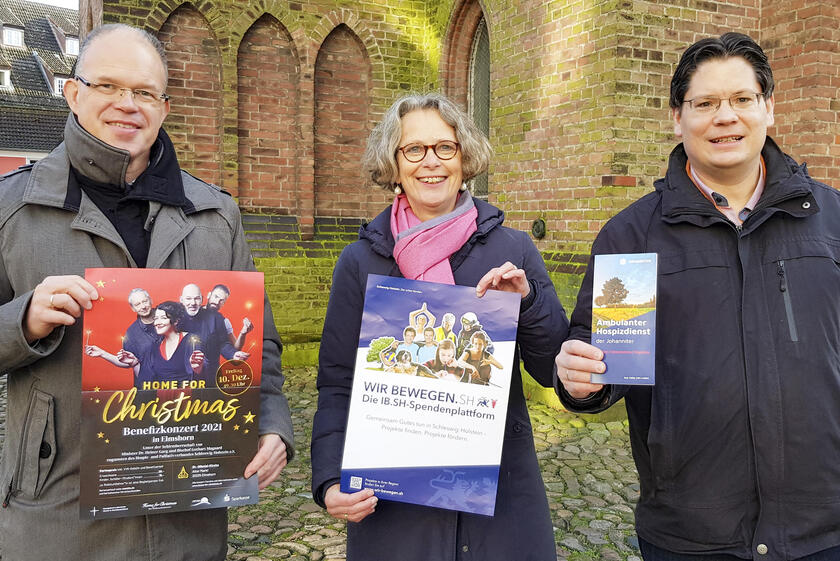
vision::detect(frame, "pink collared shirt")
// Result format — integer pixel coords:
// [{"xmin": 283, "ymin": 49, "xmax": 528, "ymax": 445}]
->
[{"xmin": 687, "ymin": 158, "xmax": 766, "ymax": 226}]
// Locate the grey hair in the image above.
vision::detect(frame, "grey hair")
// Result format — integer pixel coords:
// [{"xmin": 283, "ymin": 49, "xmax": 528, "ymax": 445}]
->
[
  {"xmin": 363, "ymin": 92, "xmax": 492, "ymax": 188},
  {"xmin": 127, "ymin": 288, "xmax": 151, "ymax": 304},
  {"xmin": 75, "ymin": 24, "xmax": 168, "ymax": 89}
]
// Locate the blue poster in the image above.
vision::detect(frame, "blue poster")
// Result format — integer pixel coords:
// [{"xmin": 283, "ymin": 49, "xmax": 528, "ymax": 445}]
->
[
  {"xmin": 590, "ymin": 253, "xmax": 657, "ymax": 385},
  {"xmin": 340, "ymin": 274, "xmax": 520, "ymax": 516}
]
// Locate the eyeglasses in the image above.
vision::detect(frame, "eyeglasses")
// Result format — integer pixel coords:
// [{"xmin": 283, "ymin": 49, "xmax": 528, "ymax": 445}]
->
[
  {"xmin": 682, "ymin": 91, "xmax": 764, "ymax": 114},
  {"xmin": 397, "ymin": 141, "xmax": 460, "ymax": 163},
  {"xmin": 74, "ymin": 75, "xmax": 170, "ymax": 105}
]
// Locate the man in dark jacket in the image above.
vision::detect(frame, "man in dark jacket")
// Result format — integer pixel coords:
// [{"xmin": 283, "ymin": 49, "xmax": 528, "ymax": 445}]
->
[
  {"xmin": 556, "ymin": 33, "xmax": 840, "ymax": 561},
  {"xmin": 0, "ymin": 24, "xmax": 293, "ymax": 560},
  {"xmin": 124, "ymin": 288, "xmax": 157, "ymax": 356},
  {"xmin": 179, "ymin": 282, "xmax": 248, "ymax": 380}
]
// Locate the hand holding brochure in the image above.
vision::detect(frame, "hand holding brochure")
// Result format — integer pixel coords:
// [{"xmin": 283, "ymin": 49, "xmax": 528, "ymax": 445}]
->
[
  {"xmin": 341, "ymin": 274, "xmax": 520, "ymax": 516},
  {"xmin": 590, "ymin": 253, "xmax": 657, "ymax": 385}
]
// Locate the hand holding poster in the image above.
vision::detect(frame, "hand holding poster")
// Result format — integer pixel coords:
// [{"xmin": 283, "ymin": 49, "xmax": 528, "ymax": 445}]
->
[
  {"xmin": 590, "ymin": 253, "xmax": 657, "ymax": 385},
  {"xmin": 341, "ymin": 274, "xmax": 520, "ymax": 516},
  {"xmin": 80, "ymin": 268, "xmax": 264, "ymax": 519}
]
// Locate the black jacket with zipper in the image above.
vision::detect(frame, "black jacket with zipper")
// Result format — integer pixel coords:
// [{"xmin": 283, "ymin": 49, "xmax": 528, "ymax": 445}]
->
[{"xmin": 558, "ymin": 137, "xmax": 840, "ymax": 560}]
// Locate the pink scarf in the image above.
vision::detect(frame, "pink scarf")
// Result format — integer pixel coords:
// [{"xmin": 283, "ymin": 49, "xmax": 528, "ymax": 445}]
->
[{"xmin": 390, "ymin": 192, "xmax": 478, "ymax": 284}]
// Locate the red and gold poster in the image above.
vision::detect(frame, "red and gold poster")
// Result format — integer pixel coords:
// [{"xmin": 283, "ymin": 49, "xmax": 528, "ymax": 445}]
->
[{"xmin": 80, "ymin": 268, "xmax": 263, "ymax": 520}]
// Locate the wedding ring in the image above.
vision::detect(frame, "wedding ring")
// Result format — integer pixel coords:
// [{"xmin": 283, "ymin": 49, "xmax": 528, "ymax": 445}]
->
[{"xmin": 49, "ymin": 294, "xmax": 56, "ymax": 308}]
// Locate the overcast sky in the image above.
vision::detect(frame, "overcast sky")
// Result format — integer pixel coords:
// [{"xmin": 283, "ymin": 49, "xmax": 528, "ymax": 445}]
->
[{"xmin": 33, "ymin": 0, "xmax": 79, "ymax": 9}]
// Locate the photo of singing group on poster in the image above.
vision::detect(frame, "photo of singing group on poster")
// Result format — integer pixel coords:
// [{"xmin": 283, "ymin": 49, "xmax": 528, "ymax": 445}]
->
[{"xmin": 79, "ymin": 268, "xmax": 264, "ymax": 520}]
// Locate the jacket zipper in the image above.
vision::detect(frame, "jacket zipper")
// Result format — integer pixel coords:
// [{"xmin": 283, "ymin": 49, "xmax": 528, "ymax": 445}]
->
[{"xmin": 776, "ymin": 260, "xmax": 799, "ymax": 342}]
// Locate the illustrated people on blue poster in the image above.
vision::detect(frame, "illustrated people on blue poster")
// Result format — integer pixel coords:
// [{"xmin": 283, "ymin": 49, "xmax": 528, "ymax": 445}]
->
[
  {"xmin": 408, "ymin": 302, "xmax": 435, "ymax": 333},
  {"xmin": 118, "ymin": 301, "xmax": 205, "ymax": 384},
  {"xmin": 384, "ymin": 326, "xmax": 420, "ymax": 362},
  {"xmin": 434, "ymin": 312, "xmax": 457, "ymax": 344},
  {"xmin": 418, "ymin": 339, "xmax": 477, "ymax": 383},
  {"xmin": 416, "ymin": 327, "xmax": 438, "ymax": 363},
  {"xmin": 460, "ymin": 330, "xmax": 502, "ymax": 385},
  {"xmin": 456, "ymin": 311, "xmax": 492, "ymax": 355}
]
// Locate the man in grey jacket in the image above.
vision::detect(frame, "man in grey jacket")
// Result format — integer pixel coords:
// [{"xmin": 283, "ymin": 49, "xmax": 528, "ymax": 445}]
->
[{"xmin": 0, "ymin": 23, "xmax": 294, "ymax": 560}]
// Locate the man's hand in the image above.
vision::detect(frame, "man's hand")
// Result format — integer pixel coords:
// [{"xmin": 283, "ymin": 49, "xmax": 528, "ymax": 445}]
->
[
  {"xmin": 476, "ymin": 261, "xmax": 530, "ymax": 299},
  {"xmin": 244, "ymin": 433, "xmax": 288, "ymax": 490},
  {"xmin": 240, "ymin": 318, "xmax": 254, "ymax": 334},
  {"xmin": 233, "ymin": 350, "xmax": 250, "ymax": 361},
  {"xmin": 555, "ymin": 339, "xmax": 606, "ymax": 399},
  {"xmin": 324, "ymin": 484, "xmax": 377, "ymax": 523},
  {"xmin": 24, "ymin": 275, "xmax": 99, "ymax": 343}
]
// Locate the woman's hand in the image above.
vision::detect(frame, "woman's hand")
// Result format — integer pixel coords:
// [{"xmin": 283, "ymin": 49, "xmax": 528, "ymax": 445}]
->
[
  {"xmin": 85, "ymin": 345, "xmax": 104, "ymax": 357},
  {"xmin": 555, "ymin": 340, "xmax": 605, "ymax": 399},
  {"xmin": 116, "ymin": 349, "xmax": 139, "ymax": 367},
  {"xmin": 190, "ymin": 350, "xmax": 205, "ymax": 374},
  {"xmin": 325, "ymin": 483, "xmax": 377, "ymax": 523},
  {"xmin": 476, "ymin": 262, "xmax": 530, "ymax": 299}
]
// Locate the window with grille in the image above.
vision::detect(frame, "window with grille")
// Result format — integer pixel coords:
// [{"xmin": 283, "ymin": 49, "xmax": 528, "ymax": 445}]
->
[
  {"xmin": 0, "ymin": 69, "xmax": 10, "ymax": 88},
  {"xmin": 66, "ymin": 37, "xmax": 79, "ymax": 56},
  {"xmin": 468, "ymin": 17, "xmax": 490, "ymax": 198},
  {"xmin": 54, "ymin": 77, "xmax": 67, "ymax": 95}
]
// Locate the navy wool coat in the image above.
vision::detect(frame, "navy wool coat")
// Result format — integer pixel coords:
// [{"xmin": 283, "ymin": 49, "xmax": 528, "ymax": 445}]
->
[{"xmin": 311, "ymin": 199, "xmax": 569, "ymax": 561}]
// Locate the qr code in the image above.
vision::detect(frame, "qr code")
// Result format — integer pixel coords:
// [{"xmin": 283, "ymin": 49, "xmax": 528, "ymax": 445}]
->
[{"xmin": 349, "ymin": 476, "xmax": 363, "ymax": 490}]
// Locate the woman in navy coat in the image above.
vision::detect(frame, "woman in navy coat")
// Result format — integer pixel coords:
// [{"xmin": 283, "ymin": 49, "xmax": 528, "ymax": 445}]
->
[{"xmin": 310, "ymin": 93, "xmax": 569, "ymax": 561}]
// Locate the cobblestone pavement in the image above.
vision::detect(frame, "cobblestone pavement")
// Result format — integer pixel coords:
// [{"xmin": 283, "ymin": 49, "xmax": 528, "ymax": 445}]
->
[
  {"xmin": 0, "ymin": 368, "xmax": 642, "ymax": 561},
  {"xmin": 226, "ymin": 367, "xmax": 641, "ymax": 561}
]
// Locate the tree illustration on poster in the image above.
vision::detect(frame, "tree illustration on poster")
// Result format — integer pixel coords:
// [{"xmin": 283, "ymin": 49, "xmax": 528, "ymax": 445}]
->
[{"xmin": 596, "ymin": 277, "xmax": 629, "ymax": 307}]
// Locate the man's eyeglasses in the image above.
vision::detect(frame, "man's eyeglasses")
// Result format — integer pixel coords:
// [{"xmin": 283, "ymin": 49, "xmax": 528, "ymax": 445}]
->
[
  {"xmin": 74, "ymin": 75, "xmax": 170, "ymax": 105},
  {"xmin": 682, "ymin": 91, "xmax": 764, "ymax": 114},
  {"xmin": 397, "ymin": 141, "xmax": 460, "ymax": 163}
]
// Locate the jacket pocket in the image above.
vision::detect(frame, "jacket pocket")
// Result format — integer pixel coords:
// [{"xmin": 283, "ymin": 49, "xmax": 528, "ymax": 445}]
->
[
  {"xmin": 775, "ymin": 260, "xmax": 799, "ymax": 342},
  {"xmin": 14, "ymin": 388, "xmax": 56, "ymax": 500},
  {"xmin": 765, "ymin": 238, "xmax": 840, "ymax": 346}
]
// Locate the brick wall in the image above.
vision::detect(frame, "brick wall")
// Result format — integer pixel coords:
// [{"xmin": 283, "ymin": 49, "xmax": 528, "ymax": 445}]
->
[
  {"xmin": 761, "ymin": 2, "xmax": 840, "ymax": 185},
  {"xmin": 95, "ymin": 0, "xmax": 839, "ymax": 351},
  {"xmin": 243, "ymin": 214, "xmax": 362, "ymax": 344},
  {"xmin": 156, "ymin": 4, "xmax": 223, "ymax": 187},
  {"xmin": 237, "ymin": 14, "xmax": 299, "ymax": 212},
  {"xmin": 313, "ymin": 24, "xmax": 375, "ymax": 218},
  {"xmin": 440, "ymin": 0, "xmax": 483, "ymax": 109}
]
